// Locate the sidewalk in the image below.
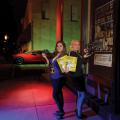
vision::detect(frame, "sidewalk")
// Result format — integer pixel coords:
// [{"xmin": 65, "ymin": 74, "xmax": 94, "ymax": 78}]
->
[{"xmin": 0, "ymin": 76, "xmax": 103, "ymax": 120}]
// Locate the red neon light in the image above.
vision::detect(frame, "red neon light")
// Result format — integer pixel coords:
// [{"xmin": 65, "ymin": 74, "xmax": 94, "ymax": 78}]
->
[{"xmin": 56, "ymin": 0, "xmax": 63, "ymax": 42}]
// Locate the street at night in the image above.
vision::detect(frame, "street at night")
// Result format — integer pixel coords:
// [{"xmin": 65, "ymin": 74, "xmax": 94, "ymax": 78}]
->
[{"xmin": 0, "ymin": 0, "xmax": 120, "ymax": 120}]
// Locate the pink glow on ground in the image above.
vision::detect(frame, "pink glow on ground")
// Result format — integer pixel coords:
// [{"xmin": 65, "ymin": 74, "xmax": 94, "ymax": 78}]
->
[{"xmin": 0, "ymin": 81, "xmax": 75, "ymax": 108}]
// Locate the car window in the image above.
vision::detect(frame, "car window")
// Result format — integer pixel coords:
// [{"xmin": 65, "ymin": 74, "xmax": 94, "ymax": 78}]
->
[
  {"xmin": 25, "ymin": 50, "xmax": 42, "ymax": 54},
  {"xmin": 25, "ymin": 51, "xmax": 31, "ymax": 54},
  {"xmin": 37, "ymin": 51, "xmax": 42, "ymax": 54},
  {"xmin": 32, "ymin": 52, "xmax": 37, "ymax": 54}
]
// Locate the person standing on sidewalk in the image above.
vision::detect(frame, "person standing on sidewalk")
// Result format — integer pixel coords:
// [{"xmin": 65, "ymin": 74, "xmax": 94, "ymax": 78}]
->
[
  {"xmin": 42, "ymin": 41, "xmax": 67, "ymax": 119},
  {"xmin": 69, "ymin": 40, "xmax": 86, "ymax": 119}
]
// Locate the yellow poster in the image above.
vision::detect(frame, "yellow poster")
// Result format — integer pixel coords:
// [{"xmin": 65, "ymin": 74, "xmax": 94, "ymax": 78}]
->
[{"xmin": 57, "ymin": 55, "xmax": 77, "ymax": 72}]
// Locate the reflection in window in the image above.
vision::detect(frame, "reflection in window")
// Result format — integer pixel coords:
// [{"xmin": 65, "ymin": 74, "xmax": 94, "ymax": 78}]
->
[
  {"xmin": 41, "ymin": 0, "xmax": 50, "ymax": 20},
  {"xmin": 71, "ymin": 5, "xmax": 78, "ymax": 22}
]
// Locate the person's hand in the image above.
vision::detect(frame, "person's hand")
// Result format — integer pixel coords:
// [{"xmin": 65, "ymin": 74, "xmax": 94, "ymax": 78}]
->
[
  {"xmin": 42, "ymin": 53, "xmax": 49, "ymax": 65},
  {"xmin": 62, "ymin": 67, "xmax": 69, "ymax": 73},
  {"xmin": 83, "ymin": 48, "xmax": 93, "ymax": 58},
  {"xmin": 83, "ymin": 53, "xmax": 92, "ymax": 58},
  {"xmin": 42, "ymin": 53, "xmax": 47, "ymax": 58}
]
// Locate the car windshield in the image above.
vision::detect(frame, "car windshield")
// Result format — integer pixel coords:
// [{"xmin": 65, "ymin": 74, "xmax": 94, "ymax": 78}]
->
[
  {"xmin": 24, "ymin": 50, "xmax": 42, "ymax": 54},
  {"xmin": 24, "ymin": 51, "xmax": 32, "ymax": 54}
]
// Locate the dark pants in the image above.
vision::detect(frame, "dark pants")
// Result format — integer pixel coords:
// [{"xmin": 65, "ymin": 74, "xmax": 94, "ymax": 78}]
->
[{"xmin": 51, "ymin": 77, "xmax": 66, "ymax": 112}]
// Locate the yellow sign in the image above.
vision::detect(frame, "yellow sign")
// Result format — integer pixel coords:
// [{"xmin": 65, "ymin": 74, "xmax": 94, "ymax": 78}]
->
[{"xmin": 57, "ymin": 55, "xmax": 77, "ymax": 72}]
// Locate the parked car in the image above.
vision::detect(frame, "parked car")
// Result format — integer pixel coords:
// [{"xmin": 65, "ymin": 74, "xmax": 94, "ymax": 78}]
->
[{"xmin": 13, "ymin": 50, "xmax": 49, "ymax": 64}]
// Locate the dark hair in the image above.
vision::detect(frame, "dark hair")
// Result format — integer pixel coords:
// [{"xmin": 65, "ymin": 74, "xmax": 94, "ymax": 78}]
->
[
  {"xmin": 53, "ymin": 41, "xmax": 67, "ymax": 56},
  {"xmin": 47, "ymin": 41, "xmax": 67, "ymax": 58}
]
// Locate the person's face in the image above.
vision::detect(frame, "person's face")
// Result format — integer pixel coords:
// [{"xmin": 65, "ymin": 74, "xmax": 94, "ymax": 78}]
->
[
  {"xmin": 56, "ymin": 43, "xmax": 64, "ymax": 53},
  {"xmin": 71, "ymin": 41, "xmax": 80, "ymax": 51}
]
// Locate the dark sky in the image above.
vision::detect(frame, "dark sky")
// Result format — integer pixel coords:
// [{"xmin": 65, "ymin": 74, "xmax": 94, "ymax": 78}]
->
[
  {"xmin": 0, "ymin": 0, "xmax": 27, "ymax": 39},
  {"xmin": 0, "ymin": 0, "xmax": 27, "ymax": 54}
]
